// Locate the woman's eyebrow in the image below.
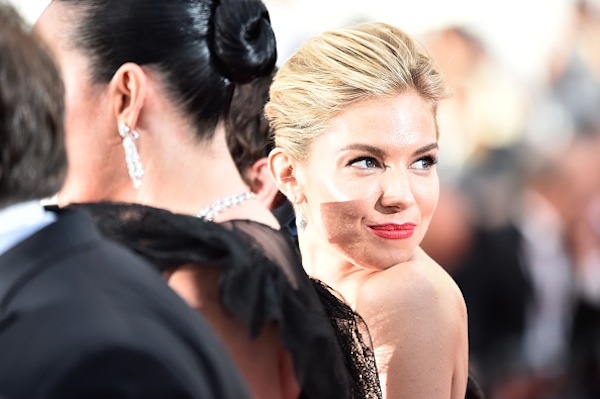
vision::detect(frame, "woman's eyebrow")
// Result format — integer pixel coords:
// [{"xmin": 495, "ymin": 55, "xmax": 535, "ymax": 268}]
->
[
  {"xmin": 414, "ymin": 143, "xmax": 438, "ymax": 156},
  {"xmin": 339, "ymin": 142, "xmax": 438, "ymax": 157},
  {"xmin": 338, "ymin": 143, "xmax": 385, "ymax": 157}
]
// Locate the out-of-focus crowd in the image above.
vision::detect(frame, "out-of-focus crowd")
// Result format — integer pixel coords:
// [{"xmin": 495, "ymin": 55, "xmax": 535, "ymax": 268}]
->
[{"xmin": 419, "ymin": 1, "xmax": 600, "ymax": 398}]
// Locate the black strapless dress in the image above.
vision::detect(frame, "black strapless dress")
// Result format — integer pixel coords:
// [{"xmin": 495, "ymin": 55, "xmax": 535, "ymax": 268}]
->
[{"xmin": 70, "ymin": 202, "xmax": 382, "ymax": 399}]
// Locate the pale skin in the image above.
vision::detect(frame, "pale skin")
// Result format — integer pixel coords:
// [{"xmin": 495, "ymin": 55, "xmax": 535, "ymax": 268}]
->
[
  {"xmin": 35, "ymin": 3, "xmax": 298, "ymax": 398},
  {"xmin": 270, "ymin": 91, "xmax": 469, "ymax": 398}
]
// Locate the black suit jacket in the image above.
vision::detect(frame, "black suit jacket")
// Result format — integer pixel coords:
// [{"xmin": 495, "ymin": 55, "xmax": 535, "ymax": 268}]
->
[
  {"xmin": 0, "ymin": 208, "xmax": 250, "ymax": 399},
  {"xmin": 452, "ymin": 224, "xmax": 532, "ymax": 389}
]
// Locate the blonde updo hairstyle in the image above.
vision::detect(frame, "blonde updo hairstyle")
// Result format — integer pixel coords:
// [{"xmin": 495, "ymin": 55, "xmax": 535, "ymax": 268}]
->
[{"xmin": 265, "ymin": 21, "xmax": 448, "ymax": 162}]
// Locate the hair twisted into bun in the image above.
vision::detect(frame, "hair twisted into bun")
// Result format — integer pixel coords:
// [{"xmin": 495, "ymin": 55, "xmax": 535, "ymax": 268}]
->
[
  {"xmin": 58, "ymin": 0, "xmax": 277, "ymax": 141},
  {"xmin": 212, "ymin": 0, "xmax": 277, "ymax": 84}
]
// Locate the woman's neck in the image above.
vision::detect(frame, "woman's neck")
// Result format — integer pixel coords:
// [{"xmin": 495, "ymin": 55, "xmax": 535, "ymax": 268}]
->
[
  {"xmin": 135, "ymin": 126, "xmax": 279, "ymax": 228},
  {"xmin": 299, "ymin": 230, "xmax": 374, "ymax": 307}
]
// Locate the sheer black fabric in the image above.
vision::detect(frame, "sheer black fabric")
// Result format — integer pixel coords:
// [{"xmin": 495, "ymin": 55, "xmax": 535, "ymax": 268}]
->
[
  {"xmin": 70, "ymin": 202, "xmax": 382, "ymax": 399},
  {"xmin": 311, "ymin": 279, "xmax": 382, "ymax": 399}
]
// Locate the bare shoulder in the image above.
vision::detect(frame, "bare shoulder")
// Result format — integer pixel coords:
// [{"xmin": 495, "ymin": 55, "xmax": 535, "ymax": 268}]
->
[
  {"xmin": 355, "ymin": 247, "xmax": 469, "ymax": 397},
  {"xmin": 356, "ymin": 246, "xmax": 467, "ymax": 326}
]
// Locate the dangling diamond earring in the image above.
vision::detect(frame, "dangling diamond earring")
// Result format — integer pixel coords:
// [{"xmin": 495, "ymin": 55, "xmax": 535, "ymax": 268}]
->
[
  {"xmin": 118, "ymin": 123, "xmax": 145, "ymax": 189},
  {"xmin": 296, "ymin": 211, "xmax": 307, "ymax": 231}
]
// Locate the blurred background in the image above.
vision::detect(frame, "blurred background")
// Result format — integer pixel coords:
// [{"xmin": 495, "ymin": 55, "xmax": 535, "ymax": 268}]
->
[{"xmin": 14, "ymin": 0, "xmax": 600, "ymax": 398}]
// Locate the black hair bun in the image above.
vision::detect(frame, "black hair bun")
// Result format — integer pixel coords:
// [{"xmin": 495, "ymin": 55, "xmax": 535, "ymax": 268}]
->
[{"xmin": 212, "ymin": 0, "xmax": 277, "ymax": 84}]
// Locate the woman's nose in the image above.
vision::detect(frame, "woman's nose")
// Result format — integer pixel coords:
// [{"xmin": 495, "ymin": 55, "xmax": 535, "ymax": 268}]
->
[{"xmin": 379, "ymin": 169, "xmax": 415, "ymax": 210}]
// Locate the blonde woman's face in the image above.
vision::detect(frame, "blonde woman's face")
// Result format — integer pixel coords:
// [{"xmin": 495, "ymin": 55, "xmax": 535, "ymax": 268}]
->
[{"xmin": 299, "ymin": 91, "xmax": 439, "ymax": 270}]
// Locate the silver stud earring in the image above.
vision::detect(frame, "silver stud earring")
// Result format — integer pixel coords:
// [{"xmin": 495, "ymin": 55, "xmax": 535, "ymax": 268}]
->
[
  {"xmin": 296, "ymin": 211, "xmax": 307, "ymax": 231},
  {"xmin": 118, "ymin": 123, "xmax": 144, "ymax": 189}
]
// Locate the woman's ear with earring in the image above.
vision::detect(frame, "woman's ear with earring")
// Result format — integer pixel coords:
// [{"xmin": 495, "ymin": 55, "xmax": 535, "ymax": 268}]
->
[
  {"xmin": 111, "ymin": 63, "xmax": 148, "ymax": 189},
  {"xmin": 269, "ymin": 148, "xmax": 308, "ymax": 232},
  {"xmin": 269, "ymin": 148, "xmax": 304, "ymax": 203}
]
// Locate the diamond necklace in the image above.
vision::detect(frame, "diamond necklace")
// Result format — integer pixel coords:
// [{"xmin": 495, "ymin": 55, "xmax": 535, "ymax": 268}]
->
[{"xmin": 195, "ymin": 192, "xmax": 256, "ymax": 221}]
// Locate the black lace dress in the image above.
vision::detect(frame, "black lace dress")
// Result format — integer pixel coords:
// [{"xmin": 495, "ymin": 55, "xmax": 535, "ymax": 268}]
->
[{"xmin": 71, "ymin": 202, "xmax": 382, "ymax": 399}]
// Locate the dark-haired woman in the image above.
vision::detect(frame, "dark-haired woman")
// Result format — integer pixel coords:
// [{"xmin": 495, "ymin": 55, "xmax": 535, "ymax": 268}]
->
[{"xmin": 34, "ymin": 1, "xmax": 381, "ymax": 398}]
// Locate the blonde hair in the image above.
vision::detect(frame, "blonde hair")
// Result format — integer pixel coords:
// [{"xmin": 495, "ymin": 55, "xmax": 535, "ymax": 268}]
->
[{"xmin": 265, "ymin": 21, "xmax": 448, "ymax": 161}]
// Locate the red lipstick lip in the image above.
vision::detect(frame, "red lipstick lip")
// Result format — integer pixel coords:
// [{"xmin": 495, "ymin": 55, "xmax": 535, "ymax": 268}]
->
[{"xmin": 368, "ymin": 223, "xmax": 416, "ymax": 240}]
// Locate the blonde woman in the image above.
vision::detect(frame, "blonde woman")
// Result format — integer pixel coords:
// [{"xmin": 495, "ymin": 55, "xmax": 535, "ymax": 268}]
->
[{"xmin": 267, "ymin": 22, "xmax": 469, "ymax": 398}]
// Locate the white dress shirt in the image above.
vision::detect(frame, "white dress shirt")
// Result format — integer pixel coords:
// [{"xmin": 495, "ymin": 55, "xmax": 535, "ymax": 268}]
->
[{"xmin": 0, "ymin": 200, "xmax": 57, "ymax": 257}]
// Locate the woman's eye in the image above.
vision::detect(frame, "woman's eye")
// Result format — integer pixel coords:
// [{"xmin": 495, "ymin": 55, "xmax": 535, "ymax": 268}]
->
[
  {"xmin": 411, "ymin": 155, "xmax": 438, "ymax": 170},
  {"xmin": 349, "ymin": 157, "xmax": 380, "ymax": 169}
]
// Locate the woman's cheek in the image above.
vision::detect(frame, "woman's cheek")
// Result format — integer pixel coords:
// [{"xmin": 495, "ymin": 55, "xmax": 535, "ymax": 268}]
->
[
  {"xmin": 320, "ymin": 199, "xmax": 370, "ymax": 245},
  {"xmin": 320, "ymin": 199, "xmax": 384, "ymax": 268},
  {"xmin": 319, "ymin": 199, "xmax": 414, "ymax": 269},
  {"xmin": 414, "ymin": 175, "xmax": 440, "ymax": 230}
]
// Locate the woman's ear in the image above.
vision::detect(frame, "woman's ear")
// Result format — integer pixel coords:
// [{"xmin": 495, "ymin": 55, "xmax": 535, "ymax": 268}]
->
[
  {"xmin": 268, "ymin": 148, "xmax": 306, "ymax": 205},
  {"xmin": 109, "ymin": 62, "xmax": 147, "ymax": 128},
  {"xmin": 245, "ymin": 157, "xmax": 282, "ymax": 210}
]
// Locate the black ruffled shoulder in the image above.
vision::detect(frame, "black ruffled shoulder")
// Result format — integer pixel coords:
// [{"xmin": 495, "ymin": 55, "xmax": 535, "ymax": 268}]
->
[{"xmin": 70, "ymin": 202, "xmax": 382, "ymax": 399}]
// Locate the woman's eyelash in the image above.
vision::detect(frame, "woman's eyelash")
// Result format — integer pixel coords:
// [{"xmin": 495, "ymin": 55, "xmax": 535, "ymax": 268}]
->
[
  {"xmin": 420, "ymin": 155, "xmax": 438, "ymax": 165},
  {"xmin": 411, "ymin": 154, "xmax": 439, "ymax": 170},
  {"xmin": 348, "ymin": 154, "xmax": 438, "ymax": 169},
  {"xmin": 348, "ymin": 156, "xmax": 381, "ymax": 168}
]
